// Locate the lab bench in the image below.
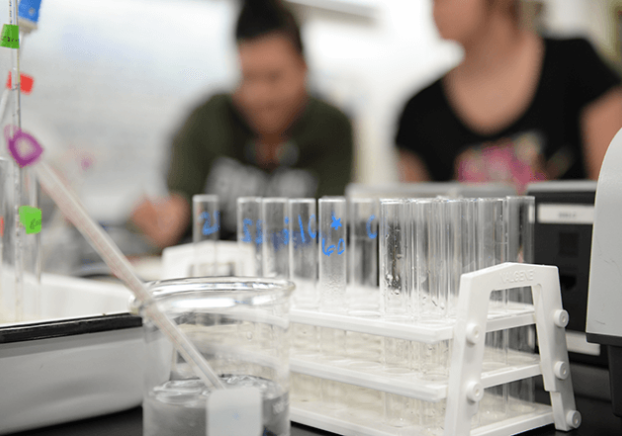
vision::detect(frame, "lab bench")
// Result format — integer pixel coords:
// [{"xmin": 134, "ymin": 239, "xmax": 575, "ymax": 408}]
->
[{"xmin": 4, "ymin": 393, "xmax": 620, "ymax": 436}]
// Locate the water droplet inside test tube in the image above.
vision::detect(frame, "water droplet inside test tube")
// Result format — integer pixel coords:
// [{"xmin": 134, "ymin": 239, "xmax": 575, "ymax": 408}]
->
[{"xmin": 192, "ymin": 194, "xmax": 219, "ymax": 277}]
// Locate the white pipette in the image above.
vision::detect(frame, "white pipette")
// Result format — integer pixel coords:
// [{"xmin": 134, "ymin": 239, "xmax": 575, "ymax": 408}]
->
[{"xmin": 8, "ymin": 134, "xmax": 224, "ymax": 390}]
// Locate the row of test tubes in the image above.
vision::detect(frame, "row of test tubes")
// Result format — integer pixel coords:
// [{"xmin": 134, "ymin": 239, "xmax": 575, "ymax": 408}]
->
[
  {"xmin": 235, "ymin": 195, "xmax": 537, "ymax": 432},
  {"xmin": 236, "ymin": 195, "xmax": 534, "ymax": 319}
]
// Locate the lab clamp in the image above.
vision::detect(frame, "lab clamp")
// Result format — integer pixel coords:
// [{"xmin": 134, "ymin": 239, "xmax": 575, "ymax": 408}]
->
[{"xmin": 288, "ymin": 262, "xmax": 580, "ymax": 436}]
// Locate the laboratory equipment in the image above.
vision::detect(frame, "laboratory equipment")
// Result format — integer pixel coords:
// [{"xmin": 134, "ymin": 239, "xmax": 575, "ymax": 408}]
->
[
  {"xmin": 348, "ymin": 197, "xmax": 379, "ymax": 316},
  {"xmin": 7, "ymin": 137, "xmax": 225, "ymax": 396},
  {"xmin": 192, "ymin": 194, "xmax": 219, "ymax": 277},
  {"xmin": 289, "ymin": 263, "xmax": 580, "ymax": 436},
  {"xmin": 237, "ymin": 196, "xmax": 263, "ymax": 277},
  {"xmin": 318, "ymin": 197, "xmax": 347, "ymax": 314},
  {"xmin": 2, "ymin": 0, "xmax": 43, "ymax": 326},
  {"xmin": 413, "ymin": 198, "xmax": 448, "ymax": 323},
  {"xmin": 526, "ymin": 182, "xmax": 606, "ymax": 363},
  {"xmin": 379, "ymin": 198, "xmax": 411, "ymax": 322},
  {"xmin": 262, "ymin": 198, "xmax": 289, "ymax": 279},
  {"xmin": 587, "ymin": 127, "xmax": 622, "ymax": 421},
  {"xmin": 0, "ymin": 275, "xmax": 142, "ymax": 435},
  {"xmin": 289, "ymin": 198, "xmax": 318, "ymax": 309},
  {"xmin": 141, "ymin": 277, "xmax": 294, "ymax": 436}
]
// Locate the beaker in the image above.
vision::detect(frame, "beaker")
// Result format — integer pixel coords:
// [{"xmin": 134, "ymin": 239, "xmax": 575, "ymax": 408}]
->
[
  {"xmin": 140, "ymin": 277, "xmax": 294, "ymax": 436},
  {"xmin": 236, "ymin": 197, "xmax": 263, "ymax": 277},
  {"xmin": 192, "ymin": 194, "xmax": 219, "ymax": 277}
]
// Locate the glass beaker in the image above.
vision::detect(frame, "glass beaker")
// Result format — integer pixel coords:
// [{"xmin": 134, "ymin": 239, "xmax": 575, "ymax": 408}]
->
[{"xmin": 140, "ymin": 277, "xmax": 294, "ymax": 436}]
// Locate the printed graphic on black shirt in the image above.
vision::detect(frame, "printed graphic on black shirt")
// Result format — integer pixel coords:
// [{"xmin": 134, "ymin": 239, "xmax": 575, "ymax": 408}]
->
[{"xmin": 205, "ymin": 157, "xmax": 318, "ymax": 235}]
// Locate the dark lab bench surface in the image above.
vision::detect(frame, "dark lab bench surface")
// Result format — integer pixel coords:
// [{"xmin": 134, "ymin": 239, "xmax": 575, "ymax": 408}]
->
[{"xmin": 7, "ymin": 395, "xmax": 620, "ymax": 436}]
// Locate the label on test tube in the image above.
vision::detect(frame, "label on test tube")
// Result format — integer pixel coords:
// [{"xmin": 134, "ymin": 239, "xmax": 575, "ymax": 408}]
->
[
  {"xmin": 207, "ymin": 386, "xmax": 262, "ymax": 436},
  {"xmin": 0, "ymin": 24, "xmax": 19, "ymax": 49},
  {"xmin": 19, "ymin": 205, "xmax": 41, "ymax": 234}
]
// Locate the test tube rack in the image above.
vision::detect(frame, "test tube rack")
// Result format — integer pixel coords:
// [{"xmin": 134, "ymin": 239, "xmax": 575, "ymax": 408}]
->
[{"xmin": 289, "ymin": 262, "xmax": 580, "ymax": 436}]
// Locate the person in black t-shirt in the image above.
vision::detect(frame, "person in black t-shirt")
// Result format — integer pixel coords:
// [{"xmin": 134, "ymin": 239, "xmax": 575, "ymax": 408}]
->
[{"xmin": 396, "ymin": 0, "xmax": 622, "ymax": 192}]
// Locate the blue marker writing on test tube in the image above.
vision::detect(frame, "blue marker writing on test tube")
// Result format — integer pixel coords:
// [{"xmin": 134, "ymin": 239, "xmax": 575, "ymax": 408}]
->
[{"xmin": 319, "ymin": 197, "xmax": 347, "ymax": 313}]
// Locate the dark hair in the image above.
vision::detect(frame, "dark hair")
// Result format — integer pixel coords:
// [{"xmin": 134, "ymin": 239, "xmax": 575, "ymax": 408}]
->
[{"xmin": 235, "ymin": 0, "xmax": 304, "ymax": 56}]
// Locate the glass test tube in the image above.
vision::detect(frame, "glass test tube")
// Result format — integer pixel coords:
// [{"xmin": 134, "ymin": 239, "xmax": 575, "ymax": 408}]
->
[
  {"xmin": 505, "ymin": 196, "xmax": 537, "ymax": 411},
  {"xmin": 477, "ymin": 197, "xmax": 509, "ymax": 419},
  {"xmin": 346, "ymin": 198, "xmax": 381, "ymax": 367},
  {"xmin": 289, "ymin": 198, "xmax": 318, "ymax": 309},
  {"xmin": 380, "ymin": 199, "xmax": 411, "ymax": 321},
  {"xmin": 379, "ymin": 199, "xmax": 412, "ymax": 376},
  {"xmin": 192, "ymin": 194, "xmax": 219, "ymax": 277},
  {"xmin": 461, "ymin": 198, "xmax": 479, "ymax": 275},
  {"xmin": 318, "ymin": 197, "xmax": 347, "ymax": 313},
  {"xmin": 261, "ymin": 198, "xmax": 289, "ymax": 279},
  {"xmin": 236, "ymin": 197, "xmax": 262, "ymax": 277},
  {"xmin": 413, "ymin": 199, "xmax": 452, "ymax": 380},
  {"xmin": 318, "ymin": 198, "xmax": 347, "ymax": 377},
  {"xmin": 347, "ymin": 197, "xmax": 379, "ymax": 316},
  {"xmin": 413, "ymin": 198, "xmax": 448, "ymax": 323},
  {"xmin": 477, "ymin": 198, "xmax": 508, "ymax": 364},
  {"xmin": 445, "ymin": 199, "xmax": 465, "ymax": 319}
]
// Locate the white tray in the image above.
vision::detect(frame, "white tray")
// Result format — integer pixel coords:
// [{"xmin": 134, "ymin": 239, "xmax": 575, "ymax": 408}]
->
[{"xmin": 0, "ymin": 274, "xmax": 142, "ymax": 435}]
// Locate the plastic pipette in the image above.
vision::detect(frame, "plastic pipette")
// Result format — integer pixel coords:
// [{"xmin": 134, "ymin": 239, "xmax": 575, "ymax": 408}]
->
[{"xmin": 7, "ymin": 134, "xmax": 224, "ymax": 390}]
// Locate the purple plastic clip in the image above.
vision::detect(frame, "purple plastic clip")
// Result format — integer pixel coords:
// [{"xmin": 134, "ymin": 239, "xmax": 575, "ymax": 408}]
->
[{"xmin": 5, "ymin": 125, "xmax": 43, "ymax": 167}]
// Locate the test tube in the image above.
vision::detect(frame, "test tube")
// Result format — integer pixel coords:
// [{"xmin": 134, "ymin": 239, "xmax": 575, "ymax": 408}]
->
[
  {"xmin": 261, "ymin": 198, "xmax": 289, "ymax": 279},
  {"xmin": 461, "ymin": 198, "xmax": 479, "ymax": 275},
  {"xmin": 379, "ymin": 199, "xmax": 412, "ymax": 381},
  {"xmin": 477, "ymin": 197, "xmax": 509, "ymax": 419},
  {"xmin": 379, "ymin": 199, "xmax": 411, "ymax": 322},
  {"xmin": 289, "ymin": 198, "xmax": 318, "ymax": 309},
  {"xmin": 445, "ymin": 199, "xmax": 465, "ymax": 319},
  {"xmin": 413, "ymin": 198, "xmax": 448, "ymax": 323},
  {"xmin": 318, "ymin": 197, "xmax": 347, "ymax": 313},
  {"xmin": 347, "ymin": 197, "xmax": 379, "ymax": 316},
  {"xmin": 505, "ymin": 196, "xmax": 537, "ymax": 411},
  {"xmin": 236, "ymin": 197, "xmax": 263, "ymax": 277},
  {"xmin": 192, "ymin": 194, "xmax": 219, "ymax": 277}
]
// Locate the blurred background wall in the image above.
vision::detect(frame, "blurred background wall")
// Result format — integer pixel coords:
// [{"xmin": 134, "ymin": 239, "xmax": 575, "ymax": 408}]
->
[{"xmin": 0, "ymin": 0, "xmax": 620, "ymax": 223}]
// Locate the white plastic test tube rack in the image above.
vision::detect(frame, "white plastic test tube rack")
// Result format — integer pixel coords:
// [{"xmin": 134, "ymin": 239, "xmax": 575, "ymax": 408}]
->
[{"xmin": 289, "ymin": 262, "xmax": 580, "ymax": 436}]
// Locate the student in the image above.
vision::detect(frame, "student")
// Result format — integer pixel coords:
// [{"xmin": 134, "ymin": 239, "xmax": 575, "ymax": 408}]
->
[
  {"xmin": 396, "ymin": 0, "xmax": 622, "ymax": 192},
  {"xmin": 131, "ymin": 0, "xmax": 353, "ymax": 248}
]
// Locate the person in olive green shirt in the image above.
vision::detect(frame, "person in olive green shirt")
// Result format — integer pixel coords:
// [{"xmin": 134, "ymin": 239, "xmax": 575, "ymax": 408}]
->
[{"xmin": 131, "ymin": 0, "xmax": 353, "ymax": 248}]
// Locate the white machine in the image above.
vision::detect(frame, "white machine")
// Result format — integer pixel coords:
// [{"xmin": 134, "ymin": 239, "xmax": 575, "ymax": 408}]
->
[{"xmin": 587, "ymin": 128, "xmax": 622, "ymax": 420}]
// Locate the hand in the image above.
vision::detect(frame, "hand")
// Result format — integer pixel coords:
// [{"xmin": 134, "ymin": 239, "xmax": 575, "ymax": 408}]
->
[{"xmin": 130, "ymin": 194, "xmax": 190, "ymax": 249}]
